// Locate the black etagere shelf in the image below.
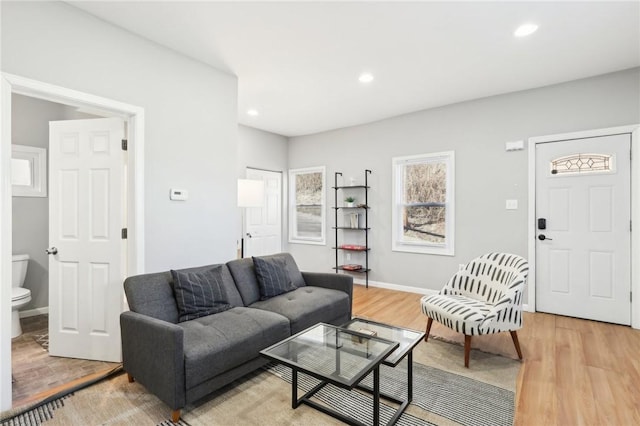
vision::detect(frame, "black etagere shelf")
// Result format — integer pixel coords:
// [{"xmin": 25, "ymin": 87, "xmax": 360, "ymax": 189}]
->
[{"xmin": 332, "ymin": 169, "xmax": 371, "ymax": 287}]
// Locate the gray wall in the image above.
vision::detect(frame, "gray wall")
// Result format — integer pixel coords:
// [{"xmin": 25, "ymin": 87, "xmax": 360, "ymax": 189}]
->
[
  {"xmin": 2, "ymin": 1, "xmax": 239, "ymax": 272},
  {"xmin": 288, "ymin": 68, "xmax": 640, "ymax": 294},
  {"xmin": 238, "ymin": 124, "xmax": 289, "ymax": 252},
  {"xmin": 11, "ymin": 94, "xmax": 98, "ymax": 310},
  {"xmin": 238, "ymin": 124, "xmax": 288, "ymax": 176}
]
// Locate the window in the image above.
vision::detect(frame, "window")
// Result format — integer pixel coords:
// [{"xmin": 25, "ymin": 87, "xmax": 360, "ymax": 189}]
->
[
  {"xmin": 289, "ymin": 166, "xmax": 326, "ymax": 245},
  {"xmin": 550, "ymin": 153, "xmax": 614, "ymax": 176},
  {"xmin": 392, "ymin": 151, "xmax": 455, "ymax": 255}
]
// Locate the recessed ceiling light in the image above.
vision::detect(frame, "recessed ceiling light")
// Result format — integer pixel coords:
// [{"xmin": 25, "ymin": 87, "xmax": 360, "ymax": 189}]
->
[
  {"xmin": 514, "ymin": 23, "xmax": 538, "ymax": 38},
  {"xmin": 247, "ymin": 109, "xmax": 259, "ymax": 116},
  {"xmin": 359, "ymin": 73, "xmax": 374, "ymax": 83}
]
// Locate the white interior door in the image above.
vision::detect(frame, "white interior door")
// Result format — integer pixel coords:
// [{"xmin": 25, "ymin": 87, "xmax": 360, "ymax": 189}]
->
[
  {"xmin": 48, "ymin": 118, "xmax": 125, "ymax": 361},
  {"xmin": 244, "ymin": 169, "xmax": 282, "ymax": 257},
  {"xmin": 536, "ymin": 133, "xmax": 631, "ymax": 325}
]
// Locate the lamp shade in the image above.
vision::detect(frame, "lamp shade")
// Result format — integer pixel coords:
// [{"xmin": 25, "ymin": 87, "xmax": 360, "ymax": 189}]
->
[{"xmin": 237, "ymin": 179, "xmax": 264, "ymax": 207}]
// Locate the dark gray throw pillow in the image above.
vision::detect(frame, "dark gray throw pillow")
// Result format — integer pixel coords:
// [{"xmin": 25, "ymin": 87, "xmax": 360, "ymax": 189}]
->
[
  {"xmin": 253, "ymin": 256, "xmax": 296, "ymax": 300},
  {"xmin": 171, "ymin": 266, "xmax": 232, "ymax": 322}
]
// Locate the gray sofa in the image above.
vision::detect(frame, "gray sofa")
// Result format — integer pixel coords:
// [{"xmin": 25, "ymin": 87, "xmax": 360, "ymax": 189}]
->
[{"xmin": 120, "ymin": 253, "xmax": 353, "ymax": 422}]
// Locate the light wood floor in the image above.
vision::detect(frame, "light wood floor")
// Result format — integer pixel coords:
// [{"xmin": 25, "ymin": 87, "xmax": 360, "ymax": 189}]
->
[{"xmin": 352, "ymin": 284, "xmax": 640, "ymax": 426}]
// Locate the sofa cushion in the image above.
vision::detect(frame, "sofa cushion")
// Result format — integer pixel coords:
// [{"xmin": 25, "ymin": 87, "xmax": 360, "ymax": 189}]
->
[
  {"xmin": 124, "ymin": 264, "xmax": 244, "ymax": 324},
  {"xmin": 179, "ymin": 307, "xmax": 290, "ymax": 390},
  {"xmin": 227, "ymin": 253, "xmax": 306, "ymax": 306},
  {"xmin": 253, "ymin": 256, "xmax": 297, "ymax": 300},
  {"xmin": 171, "ymin": 266, "xmax": 232, "ymax": 322},
  {"xmin": 249, "ymin": 286, "xmax": 350, "ymax": 334}
]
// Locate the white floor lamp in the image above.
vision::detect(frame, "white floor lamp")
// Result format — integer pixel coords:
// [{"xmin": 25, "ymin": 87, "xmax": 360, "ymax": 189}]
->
[{"xmin": 237, "ymin": 179, "xmax": 264, "ymax": 258}]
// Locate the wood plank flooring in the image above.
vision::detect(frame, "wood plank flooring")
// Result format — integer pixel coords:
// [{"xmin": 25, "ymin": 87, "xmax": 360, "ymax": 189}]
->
[{"xmin": 352, "ymin": 284, "xmax": 640, "ymax": 426}]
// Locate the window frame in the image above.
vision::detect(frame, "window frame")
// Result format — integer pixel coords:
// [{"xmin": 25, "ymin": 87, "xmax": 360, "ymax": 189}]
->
[
  {"xmin": 288, "ymin": 166, "xmax": 326, "ymax": 245},
  {"xmin": 391, "ymin": 151, "xmax": 455, "ymax": 256}
]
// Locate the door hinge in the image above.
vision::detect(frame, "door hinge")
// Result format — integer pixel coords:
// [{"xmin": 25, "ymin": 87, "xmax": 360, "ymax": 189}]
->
[
  {"xmin": 631, "ymin": 220, "xmax": 633, "ymax": 232},
  {"xmin": 122, "ymin": 139, "xmax": 128, "ymax": 151},
  {"xmin": 121, "ymin": 228, "xmax": 128, "ymax": 239},
  {"xmin": 631, "ymin": 291, "xmax": 633, "ymax": 302}
]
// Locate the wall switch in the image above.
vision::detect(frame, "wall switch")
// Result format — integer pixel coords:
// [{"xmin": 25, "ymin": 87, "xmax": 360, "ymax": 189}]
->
[
  {"xmin": 170, "ymin": 188, "xmax": 188, "ymax": 201},
  {"xmin": 506, "ymin": 199, "xmax": 518, "ymax": 210},
  {"xmin": 346, "ymin": 253, "xmax": 352, "ymax": 261}
]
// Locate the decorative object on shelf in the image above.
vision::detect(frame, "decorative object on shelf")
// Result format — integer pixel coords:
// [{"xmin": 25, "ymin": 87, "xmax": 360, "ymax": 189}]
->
[
  {"xmin": 332, "ymin": 170, "xmax": 372, "ymax": 287},
  {"xmin": 351, "ymin": 328, "xmax": 377, "ymax": 344},
  {"xmin": 349, "ymin": 213, "xmax": 359, "ymax": 228},
  {"xmin": 344, "ymin": 196, "xmax": 356, "ymax": 207},
  {"xmin": 342, "ymin": 264, "xmax": 363, "ymax": 271}
]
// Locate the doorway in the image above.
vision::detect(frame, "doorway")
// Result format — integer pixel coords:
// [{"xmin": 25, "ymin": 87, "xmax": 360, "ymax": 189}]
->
[
  {"xmin": 527, "ymin": 125, "xmax": 640, "ymax": 328},
  {"xmin": 535, "ymin": 133, "xmax": 631, "ymax": 324},
  {"xmin": 0, "ymin": 73, "xmax": 145, "ymax": 411},
  {"xmin": 243, "ymin": 168, "xmax": 283, "ymax": 257}
]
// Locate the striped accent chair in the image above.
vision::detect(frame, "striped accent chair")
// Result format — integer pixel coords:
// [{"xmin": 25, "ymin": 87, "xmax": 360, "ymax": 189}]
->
[{"xmin": 420, "ymin": 253, "xmax": 529, "ymax": 367}]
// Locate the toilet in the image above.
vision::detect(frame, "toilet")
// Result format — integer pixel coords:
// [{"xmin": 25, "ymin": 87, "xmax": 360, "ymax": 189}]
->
[{"xmin": 11, "ymin": 254, "xmax": 31, "ymax": 338}]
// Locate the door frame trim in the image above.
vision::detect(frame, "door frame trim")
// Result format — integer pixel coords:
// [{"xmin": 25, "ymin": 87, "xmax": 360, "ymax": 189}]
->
[
  {"xmin": 527, "ymin": 124, "xmax": 640, "ymax": 329},
  {"xmin": 0, "ymin": 73, "xmax": 145, "ymax": 409}
]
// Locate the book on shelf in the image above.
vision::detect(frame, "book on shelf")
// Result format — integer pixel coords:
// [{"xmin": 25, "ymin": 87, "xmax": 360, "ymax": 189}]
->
[
  {"xmin": 342, "ymin": 264, "xmax": 363, "ymax": 271},
  {"xmin": 339, "ymin": 244, "xmax": 367, "ymax": 251}
]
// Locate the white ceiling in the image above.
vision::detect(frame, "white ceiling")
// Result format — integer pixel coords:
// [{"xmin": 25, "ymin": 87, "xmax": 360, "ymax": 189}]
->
[{"xmin": 67, "ymin": 1, "xmax": 640, "ymax": 137}]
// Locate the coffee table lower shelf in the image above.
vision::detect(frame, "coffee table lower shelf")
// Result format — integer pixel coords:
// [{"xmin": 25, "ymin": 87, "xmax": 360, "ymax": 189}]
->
[
  {"xmin": 291, "ymin": 358, "xmax": 411, "ymax": 426},
  {"xmin": 260, "ymin": 321, "xmax": 423, "ymax": 426}
]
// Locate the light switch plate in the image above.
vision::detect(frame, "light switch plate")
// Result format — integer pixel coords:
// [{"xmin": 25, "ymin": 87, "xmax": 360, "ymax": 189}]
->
[
  {"xmin": 506, "ymin": 199, "xmax": 518, "ymax": 210},
  {"xmin": 170, "ymin": 188, "xmax": 188, "ymax": 201}
]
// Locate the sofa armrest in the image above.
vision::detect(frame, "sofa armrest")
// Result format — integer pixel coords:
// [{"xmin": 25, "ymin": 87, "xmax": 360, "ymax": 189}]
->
[
  {"xmin": 302, "ymin": 272, "xmax": 353, "ymax": 317},
  {"xmin": 120, "ymin": 311, "xmax": 185, "ymax": 410}
]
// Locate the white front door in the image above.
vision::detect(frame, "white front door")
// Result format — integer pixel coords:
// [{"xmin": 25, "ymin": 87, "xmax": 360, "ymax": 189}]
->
[
  {"xmin": 536, "ymin": 133, "xmax": 631, "ymax": 325},
  {"xmin": 244, "ymin": 169, "xmax": 282, "ymax": 257},
  {"xmin": 48, "ymin": 118, "xmax": 125, "ymax": 362}
]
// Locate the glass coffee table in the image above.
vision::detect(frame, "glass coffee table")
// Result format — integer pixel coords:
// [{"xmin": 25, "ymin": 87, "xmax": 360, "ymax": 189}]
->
[{"xmin": 260, "ymin": 319, "xmax": 424, "ymax": 426}]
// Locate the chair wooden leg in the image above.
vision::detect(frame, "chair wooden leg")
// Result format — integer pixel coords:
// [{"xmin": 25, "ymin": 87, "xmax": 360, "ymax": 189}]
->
[
  {"xmin": 424, "ymin": 317, "xmax": 433, "ymax": 342},
  {"xmin": 510, "ymin": 330, "xmax": 523, "ymax": 359},
  {"xmin": 127, "ymin": 373, "xmax": 135, "ymax": 383},
  {"xmin": 464, "ymin": 335, "xmax": 472, "ymax": 368},
  {"xmin": 171, "ymin": 409, "xmax": 181, "ymax": 423}
]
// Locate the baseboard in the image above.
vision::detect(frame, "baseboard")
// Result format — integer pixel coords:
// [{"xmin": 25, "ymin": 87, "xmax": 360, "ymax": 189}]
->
[
  {"xmin": 353, "ymin": 278, "xmax": 438, "ymax": 296},
  {"xmin": 353, "ymin": 278, "xmax": 532, "ymax": 312},
  {"xmin": 19, "ymin": 307, "xmax": 49, "ymax": 318}
]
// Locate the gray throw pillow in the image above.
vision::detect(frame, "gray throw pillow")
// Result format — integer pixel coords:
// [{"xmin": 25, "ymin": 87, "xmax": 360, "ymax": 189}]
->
[
  {"xmin": 253, "ymin": 256, "xmax": 296, "ymax": 300},
  {"xmin": 171, "ymin": 266, "xmax": 232, "ymax": 322}
]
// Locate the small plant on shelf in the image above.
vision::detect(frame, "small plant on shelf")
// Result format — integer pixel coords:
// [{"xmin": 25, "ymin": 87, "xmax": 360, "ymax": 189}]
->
[{"xmin": 344, "ymin": 196, "xmax": 356, "ymax": 207}]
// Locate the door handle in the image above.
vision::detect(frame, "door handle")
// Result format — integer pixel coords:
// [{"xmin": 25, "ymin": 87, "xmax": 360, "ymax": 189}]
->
[
  {"xmin": 45, "ymin": 247, "xmax": 58, "ymax": 255},
  {"xmin": 246, "ymin": 232, "xmax": 253, "ymax": 238},
  {"xmin": 537, "ymin": 235, "xmax": 553, "ymax": 241}
]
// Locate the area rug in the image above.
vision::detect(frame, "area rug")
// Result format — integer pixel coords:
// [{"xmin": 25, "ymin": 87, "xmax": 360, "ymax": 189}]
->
[
  {"xmin": 33, "ymin": 333, "xmax": 49, "ymax": 351},
  {"xmin": 0, "ymin": 338, "xmax": 520, "ymax": 426}
]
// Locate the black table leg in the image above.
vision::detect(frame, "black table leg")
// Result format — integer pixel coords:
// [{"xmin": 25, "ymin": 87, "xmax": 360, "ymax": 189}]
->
[
  {"xmin": 373, "ymin": 366, "xmax": 380, "ymax": 426},
  {"xmin": 292, "ymin": 369, "xmax": 298, "ymax": 408},
  {"xmin": 408, "ymin": 351, "xmax": 413, "ymax": 402}
]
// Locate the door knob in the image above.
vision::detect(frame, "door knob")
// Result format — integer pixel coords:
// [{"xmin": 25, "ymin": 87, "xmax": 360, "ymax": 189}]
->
[
  {"xmin": 246, "ymin": 233, "xmax": 253, "ymax": 238},
  {"xmin": 45, "ymin": 247, "xmax": 58, "ymax": 255},
  {"xmin": 537, "ymin": 235, "xmax": 553, "ymax": 241}
]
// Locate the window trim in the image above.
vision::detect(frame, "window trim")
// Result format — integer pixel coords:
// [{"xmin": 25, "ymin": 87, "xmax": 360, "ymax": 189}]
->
[
  {"xmin": 288, "ymin": 166, "xmax": 326, "ymax": 245},
  {"xmin": 391, "ymin": 151, "xmax": 455, "ymax": 256}
]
